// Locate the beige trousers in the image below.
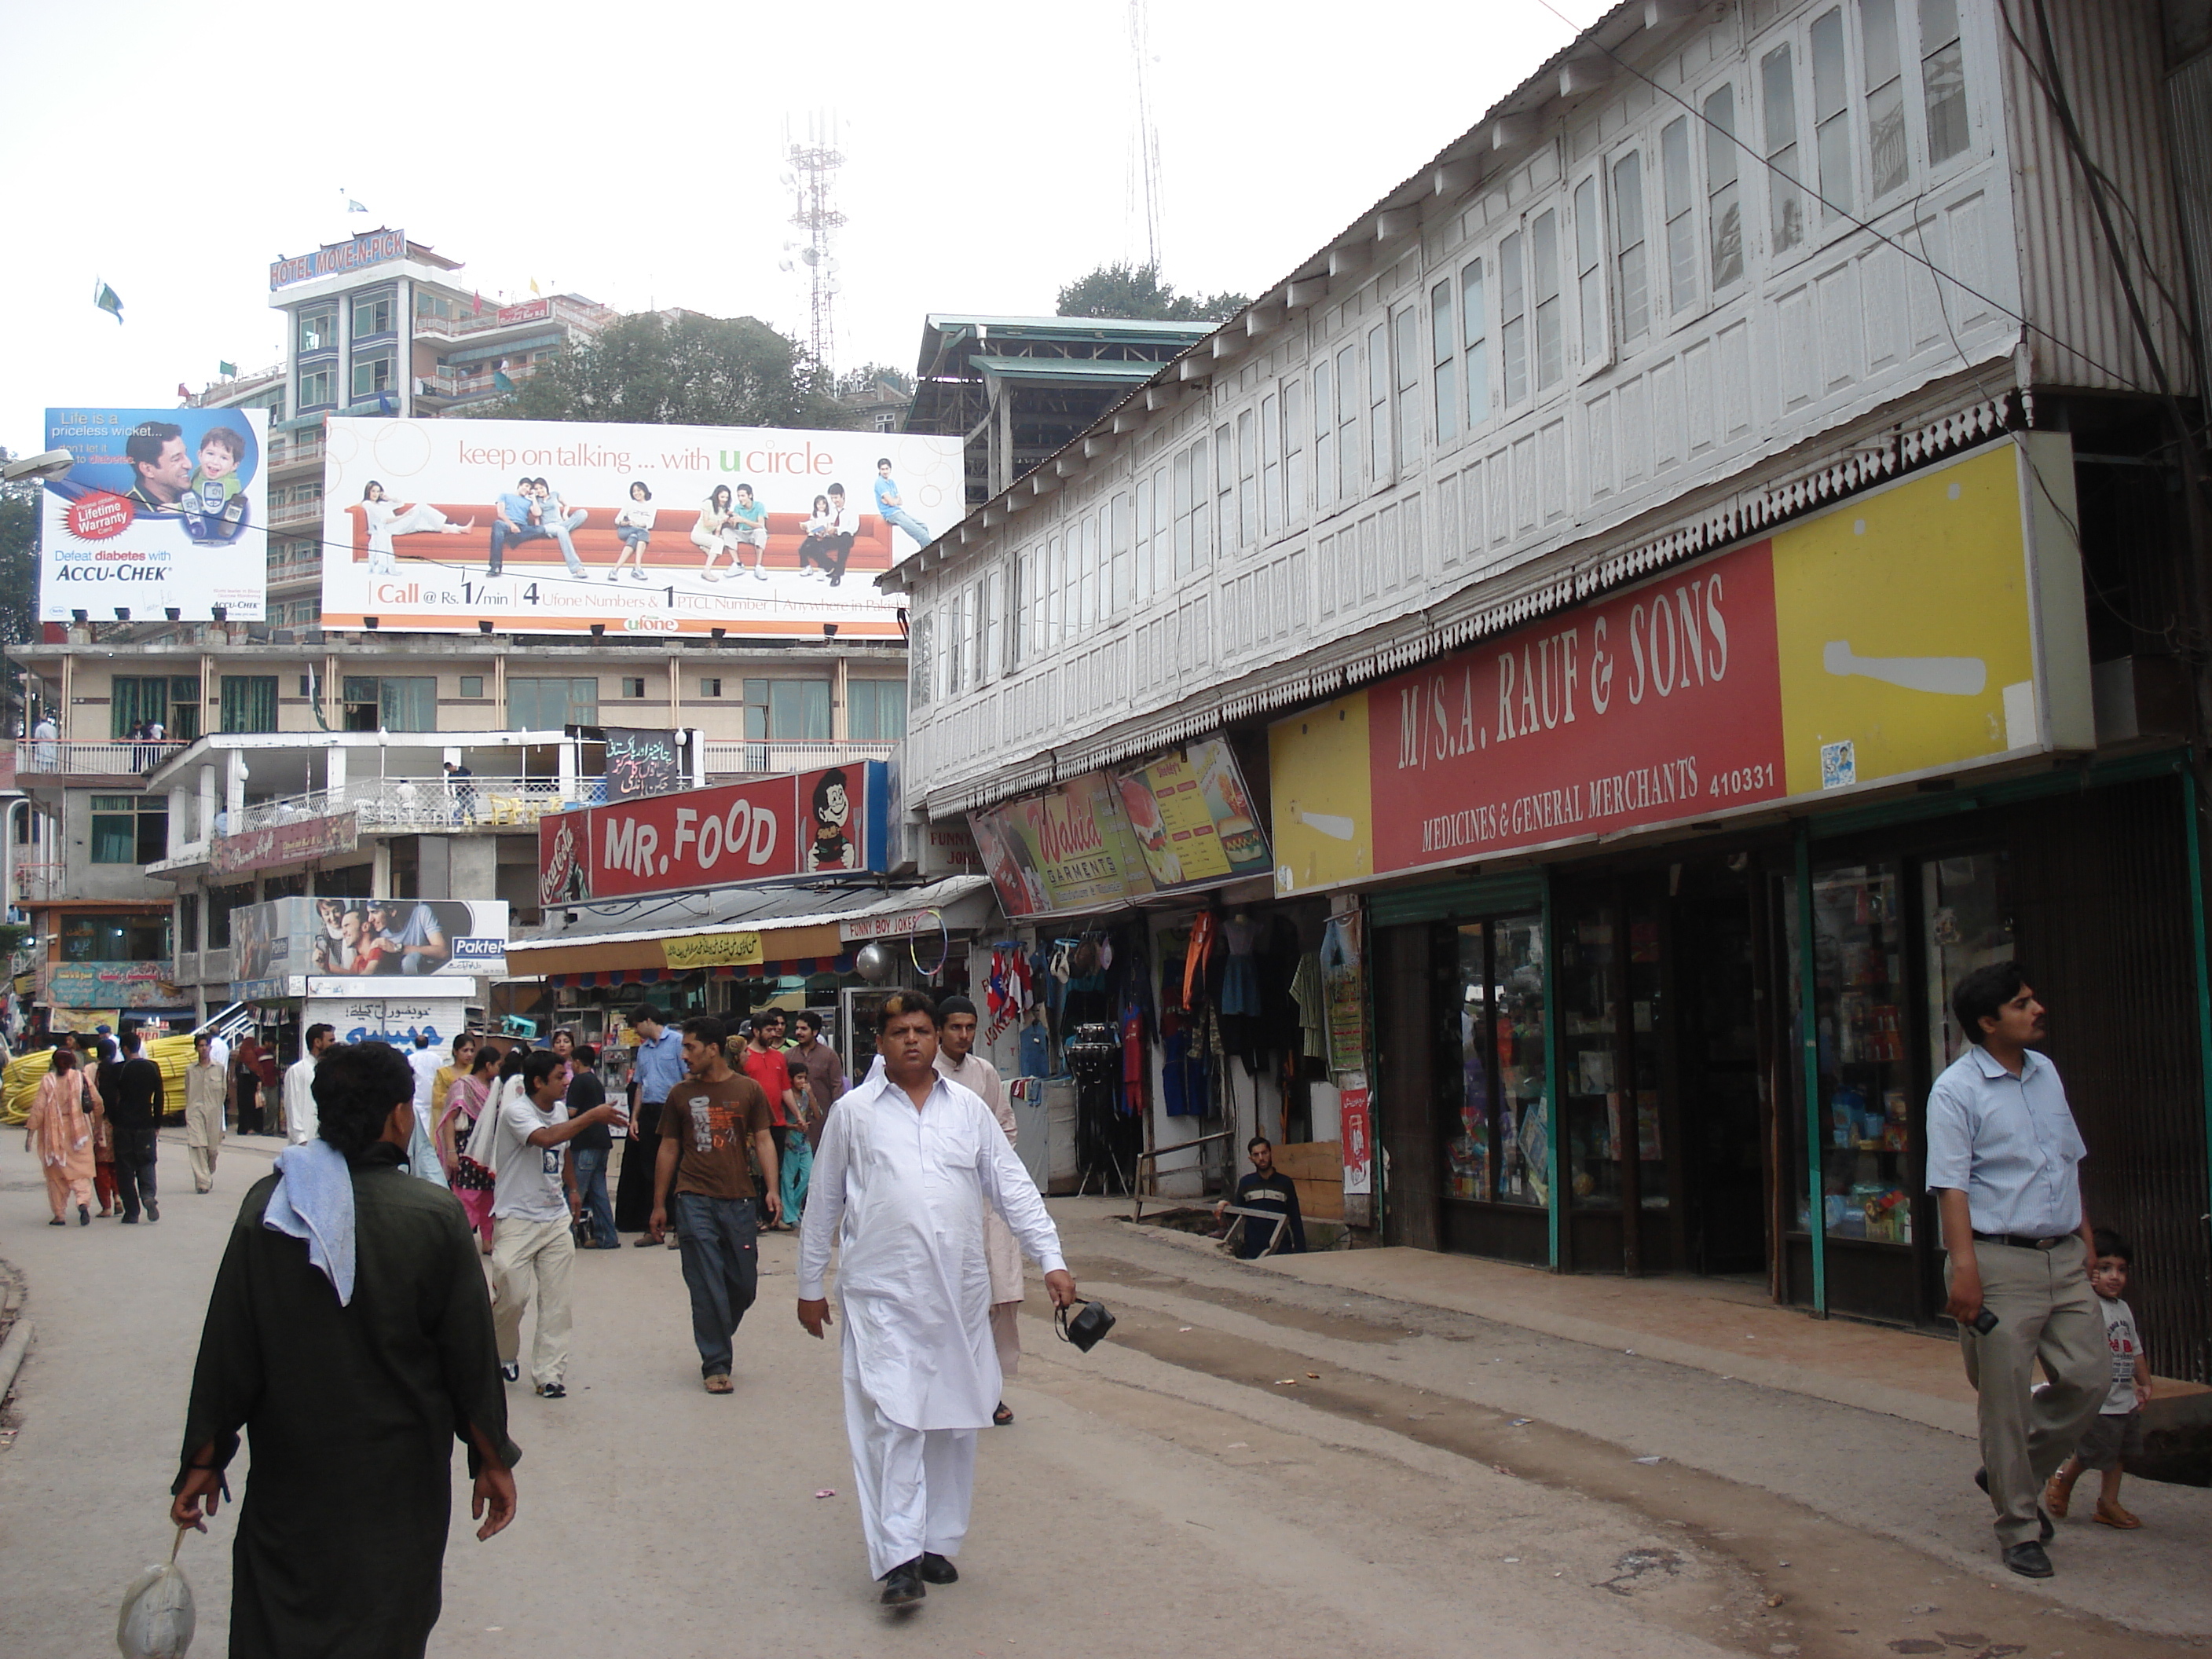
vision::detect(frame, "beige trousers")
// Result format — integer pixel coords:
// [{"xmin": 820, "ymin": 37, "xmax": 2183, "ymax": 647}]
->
[
  {"xmin": 1948, "ymin": 1232, "xmax": 2107, "ymax": 1547},
  {"xmin": 491, "ymin": 1215, "xmax": 575, "ymax": 1388},
  {"xmin": 185, "ymin": 1097, "xmax": 225, "ymax": 1192}
]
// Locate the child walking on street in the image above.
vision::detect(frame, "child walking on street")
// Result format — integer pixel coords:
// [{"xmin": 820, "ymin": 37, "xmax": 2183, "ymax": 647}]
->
[{"xmin": 2045, "ymin": 1228, "xmax": 2153, "ymax": 1529}]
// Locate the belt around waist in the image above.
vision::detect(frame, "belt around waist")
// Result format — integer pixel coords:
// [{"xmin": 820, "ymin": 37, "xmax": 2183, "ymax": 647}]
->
[{"xmin": 1972, "ymin": 1230, "xmax": 2070, "ymax": 1250}]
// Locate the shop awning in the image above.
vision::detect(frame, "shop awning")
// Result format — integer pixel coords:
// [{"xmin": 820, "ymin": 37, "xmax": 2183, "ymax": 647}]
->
[{"xmin": 509, "ymin": 876, "xmax": 996, "ymax": 981}]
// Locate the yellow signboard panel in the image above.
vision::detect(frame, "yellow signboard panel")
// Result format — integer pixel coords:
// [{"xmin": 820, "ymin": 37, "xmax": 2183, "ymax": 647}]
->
[
  {"xmin": 661, "ymin": 931, "xmax": 766, "ymax": 970},
  {"xmin": 1268, "ymin": 690, "xmax": 1375, "ymax": 895}
]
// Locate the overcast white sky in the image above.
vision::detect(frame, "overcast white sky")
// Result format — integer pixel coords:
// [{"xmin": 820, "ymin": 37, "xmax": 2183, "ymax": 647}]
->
[{"xmin": 0, "ymin": 0, "xmax": 1581, "ymax": 445}]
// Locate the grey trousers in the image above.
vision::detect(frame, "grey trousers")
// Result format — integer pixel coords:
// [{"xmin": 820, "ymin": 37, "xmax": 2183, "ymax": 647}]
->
[{"xmin": 1948, "ymin": 1232, "xmax": 2107, "ymax": 1547}]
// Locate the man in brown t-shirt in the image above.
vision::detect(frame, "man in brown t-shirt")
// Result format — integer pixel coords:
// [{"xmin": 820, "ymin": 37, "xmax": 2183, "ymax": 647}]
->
[{"xmin": 650, "ymin": 1016, "xmax": 780, "ymax": 1392}]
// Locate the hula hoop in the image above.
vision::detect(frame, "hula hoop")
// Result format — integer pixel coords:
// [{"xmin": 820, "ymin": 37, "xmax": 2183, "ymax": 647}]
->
[{"xmin": 908, "ymin": 908, "xmax": 950, "ymax": 979}]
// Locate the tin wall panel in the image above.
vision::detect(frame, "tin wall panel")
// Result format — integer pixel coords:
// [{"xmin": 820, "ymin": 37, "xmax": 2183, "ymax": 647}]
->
[
  {"xmin": 2005, "ymin": 775, "xmax": 2210, "ymax": 1381},
  {"xmin": 2165, "ymin": 49, "xmax": 2212, "ymax": 396},
  {"xmin": 2000, "ymin": 0, "xmax": 2200, "ymax": 394}
]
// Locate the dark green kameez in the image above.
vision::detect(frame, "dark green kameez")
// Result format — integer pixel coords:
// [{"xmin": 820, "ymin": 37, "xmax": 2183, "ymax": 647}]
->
[{"xmin": 176, "ymin": 1141, "xmax": 521, "ymax": 1658}]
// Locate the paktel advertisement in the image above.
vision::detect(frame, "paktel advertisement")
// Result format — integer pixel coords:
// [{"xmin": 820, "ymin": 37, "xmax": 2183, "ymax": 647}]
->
[
  {"xmin": 537, "ymin": 760, "xmax": 888, "ymax": 905},
  {"xmin": 230, "ymin": 896, "xmax": 509, "ymax": 1001},
  {"xmin": 39, "ymin": 407, "xmax": 269, "ymax": 621},
  {"xmin": 1269, "ymin": 440, "xmax": 2094, "ymax": 893},
  {"xmin": 320, "ymin": 416, "xmax": 959, "ymax": 638}
]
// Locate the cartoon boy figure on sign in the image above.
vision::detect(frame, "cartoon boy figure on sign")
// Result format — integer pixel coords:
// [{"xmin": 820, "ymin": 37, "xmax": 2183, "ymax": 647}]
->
[{"xmin": 806, "ymin": 769, "xmax": 854, "ymax": 872}]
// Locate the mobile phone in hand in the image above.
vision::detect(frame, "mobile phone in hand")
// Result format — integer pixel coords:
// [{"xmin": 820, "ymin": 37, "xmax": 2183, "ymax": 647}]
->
[{"xmin": 1970, "ymin": 1306, "xmax": 2000, "ymax": 1335}]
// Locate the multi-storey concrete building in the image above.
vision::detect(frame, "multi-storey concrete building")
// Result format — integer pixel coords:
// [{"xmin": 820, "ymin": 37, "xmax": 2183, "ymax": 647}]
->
[{"xmin": 887, "ymin": 0, "xmax": 2212, "ymax": 1375}]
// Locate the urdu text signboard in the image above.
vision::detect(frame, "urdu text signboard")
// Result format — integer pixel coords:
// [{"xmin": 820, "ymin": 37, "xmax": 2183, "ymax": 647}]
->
[
  {"xmin": 1269, "ymin": 438, "xmax": 2094, "ymax": 893},
  {"xmin": 40, "ymin": 407, "xmax": 269, "ymax": 622},
  {"xmin": 537, "ymin": 760, "xmax": 888, "ymax": 905},
  {"xmin": 319, "ymin": 416, "xmax": 958, "ymax": 638},
  {"xmin": 969, "ymin": 736, "xmax": 1273, "ymax": 920},
  {"xmin": 211, "ymin": 811, "xmax": 360, "ymax": 877}
]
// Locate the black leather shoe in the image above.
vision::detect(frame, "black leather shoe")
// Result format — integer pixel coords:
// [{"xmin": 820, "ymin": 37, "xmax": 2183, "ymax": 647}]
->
[
  {"xmin": 500, "ymin": 1362, "xmax": 520, "ymax": 1383},
  {"xmin": 878, "ymin": 1561, "xmax": 926, "ymax": 1606},
  {"xmin": 2002, "ymin": 1540, "xmax": 2054, "ymax": 1578},
  {"xmin": 918, "ymin": 1552, "xmax": 958, "ymax": 1584},
  {"xmin": 1972, "ymin": 1470, "xmax": 2054, "ymax": 1541}
]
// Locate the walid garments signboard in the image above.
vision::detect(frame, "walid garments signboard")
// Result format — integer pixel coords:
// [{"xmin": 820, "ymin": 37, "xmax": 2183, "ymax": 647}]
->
[
  {"xmin": 1269, "ymin": 438, "xmax": 2093, "ymax": 893},
  {"xmin": 40, "ymin": 407, "xmax": 268, "ymax": 622},
  {"xmin": 537, "ymin": 760, "xmax": 888, "ymax": 905},
  {"xmin": 319, "ymin": 416, "xmax": 958, "ymax": 638},
  {"xmin": 969, "ymin": 736, "xmax": 1273, "ymax": 920},
  {"xmin": 211, "ymin": 810, "xmax": 359, "ymax": 877}
]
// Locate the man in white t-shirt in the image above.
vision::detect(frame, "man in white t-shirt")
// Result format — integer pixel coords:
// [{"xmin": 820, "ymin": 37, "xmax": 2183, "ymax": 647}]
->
[
  {"xmin": 284, "ymin": 1024, "xmax": 335, "ymax": 1144},
  {"xmin": 486, "ymin": 1049, "xmax": 628, "ymax": 1397}
]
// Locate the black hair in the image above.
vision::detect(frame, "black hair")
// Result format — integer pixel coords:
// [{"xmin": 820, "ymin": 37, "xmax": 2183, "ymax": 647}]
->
[
  {"xmin": 1952, "ymin": 961, "xmax": 2028, "ymax": 1043},
  {"xmin": 629, "ymin": 481, "xmax": 652, "ymax": 500},
  {"xmin": 811, "ymin": 493, "xmax": 831, "ymax": 516},
  {"xmin": 811, "ymin": 768, "xmax": 848, "ymax": 816},
  {"xmin": 753, "ymin": 1007, "xmax": 786, "ymax": 1027},
  {"xmin": 877, "ymin": 991, "xmax": 939, "ymax": 1034},
  {"xmin": 793, "ymin": 1009, "xmax": 823, "ymax": 1033},
  {"xmin": 877, "ymin": 456, "xmax": 892, "ymax": 468},
  {"xmin": 122, "ymin": 1030, "xmax": 142, "ymax": 1054},
  {"xmin": 125, "ymin": 421, "xmax": 183, "ymax": 471},
  {"xmin": 827, "ymin": 482, "xmax": 846, "ymax": 497},
  {"xmin": 497, "ymin": 1042, "xmax": 533, "ymax": 1082},
  {"xmin": 682, "ymin": 1015, "xmax": 728, "ymax": 1052},
  {"xmin": 709, "ymin": 485, "xmax": 732, "ymax": 510},
  {"xmin": 575, "ymin": 1044, "xmax": 599, "ymax": 1066},
  {"xmin": 1248, "ymin": 1136, "xmax": 1273, "ymax": 1153},
  {"xmin": 361, "ymin": 481, "xmax": 384, "ymax": 500},
  {"xmin": 452, "ymin": 1031, "xmax": 478, "ymax": 1058},
  {"xmin": 468, "ymin": 1043, "xmax": 502, "ymax": 1076},
  {"xmin": 517, "ymin": 474, "xmax": 533, "ymax": 486},
  {"xmin": 311, "ymin": 1041, "xmax": 414, "ymax": 1164},
  {"xmin": 734, "ymin": 482, "xmax": 754, "ymax": 498},
  {"xmin": 629, "ymin": 1004, "xmax": 665, "ymax": 1029},
  {"xmin": 521, "ymin": 1049, "xmax": 566, "ymax": 1093},
  {"xmin": 199, "ymin": 426, "xmax": 247, "ymax": 461},
  {"xmin": 305, "ymin": 1023, "xmax": 335, "ymax": 1049},
  {"xmin": 937, "ymin": 994, "xmax": 978, "ymax": 1021},
  {"xmin": 2093, "ymin": 1226, "xmax": 2133, "ymax": 1265},
  {"xmin": 49, "ymin": 1046, "xmax": 77, "ymax": 1074}
]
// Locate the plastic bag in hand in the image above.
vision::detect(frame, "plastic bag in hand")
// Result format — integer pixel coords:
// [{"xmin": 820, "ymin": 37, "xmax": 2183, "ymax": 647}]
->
[{"xmin": 116, "ymin": 1558, "xmax": 196, "ymax": 1658}]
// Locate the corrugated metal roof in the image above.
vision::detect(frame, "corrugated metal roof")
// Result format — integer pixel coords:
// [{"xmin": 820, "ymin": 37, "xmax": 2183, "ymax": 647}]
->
[
  {"xmin": 921, "ymin": 313, "xmax": 1216, "ymax": 339},
  {"xmin": 969, "ymin": 356, "xmax": 1163, "ymax": 384}
]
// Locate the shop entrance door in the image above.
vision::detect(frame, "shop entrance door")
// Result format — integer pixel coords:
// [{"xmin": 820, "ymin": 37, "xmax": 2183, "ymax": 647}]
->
[{"xmin": 1672, "ymin": 863, "xmax": 1767, "ymax": 1276}]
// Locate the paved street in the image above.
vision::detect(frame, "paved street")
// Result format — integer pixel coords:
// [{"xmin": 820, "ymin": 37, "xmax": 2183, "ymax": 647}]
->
[{"xmin": 2, "ymin": 1130, "xmax": 2209, "ymax": 1659}]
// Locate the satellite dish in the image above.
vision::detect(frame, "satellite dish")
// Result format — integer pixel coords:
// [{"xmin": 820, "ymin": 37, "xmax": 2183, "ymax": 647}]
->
[
  {"xmin": 778, "ymin": 172, "xmax": 797, "ymax": 188},
  {"xmin": 778, "ymin": 259, "xmax": 795, "ymax": 273},
  {"xmin": 824, "ymin": 258, "xmax": 841, "ymax": 275},
  {"xmin": 823, "ymin": 280, "xmax": 842, "ymax": 296},
  {"xmin": 800, "ymin": 247, "xmax": 821, "ymax": 266}
]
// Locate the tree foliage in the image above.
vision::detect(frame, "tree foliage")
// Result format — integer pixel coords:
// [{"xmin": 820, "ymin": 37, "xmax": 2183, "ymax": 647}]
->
[
  {"xmin": 1056, "ymin": 263, "xmax": 1251, "ymax": 323},
  {"xmin": 837, "ymin": 361, "xmax": 913, "ymax": 398},
  {"xmin": 0, "ymin": 457, "xmax": 38, "ymax": 647},
  {"xmin": 486, "ymin": 312, "xmax": 855, "ymax": 429}
]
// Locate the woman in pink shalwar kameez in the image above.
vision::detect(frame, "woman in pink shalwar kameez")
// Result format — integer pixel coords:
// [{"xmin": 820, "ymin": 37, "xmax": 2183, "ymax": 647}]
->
[{"xmin": 25, "ymin": 1049, "xmax": 94, "ymax": 1226}]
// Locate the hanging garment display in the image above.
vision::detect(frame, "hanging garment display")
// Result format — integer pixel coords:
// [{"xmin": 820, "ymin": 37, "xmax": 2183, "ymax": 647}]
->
[
  {"xmin": 1290, "ymin": 951, "xmax": 1328, "ymax": 1060},
  {"xmin": 1320, "ymin": 913, "xmax": 1368, "ymax": 1074},
  {"xmin": 1181, "ymin": 910, "xmax": 1218, "ymax": 1013}
]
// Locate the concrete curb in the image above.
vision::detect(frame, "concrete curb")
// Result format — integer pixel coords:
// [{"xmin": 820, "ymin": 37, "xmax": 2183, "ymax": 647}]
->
[{"xmin": 0, "ymin": 1317, "xmax": 33, "ymax": 1404}]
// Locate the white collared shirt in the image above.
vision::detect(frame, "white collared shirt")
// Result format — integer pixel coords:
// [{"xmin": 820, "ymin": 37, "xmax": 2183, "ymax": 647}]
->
[{"xmin": 1924, "ymin": 1046, "xmax": 2086, "ymax": 1237}]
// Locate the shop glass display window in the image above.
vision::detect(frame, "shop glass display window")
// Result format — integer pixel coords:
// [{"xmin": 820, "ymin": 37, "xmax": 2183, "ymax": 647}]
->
[
  {"xmin": 1924, "ymin": 851, "xmax": 2012, "ymax": 1072},
  {"xmin": 1444, "ymin": 915, "xmax": 1550, "ymax": 1207},
  {"xmin": 1558, "ymin": 903, "xmax": 1670, "ymax": 1211},
  {"xmin": 1787, "ymin": 862, "xmax": 1914, "ymax": 1244}
]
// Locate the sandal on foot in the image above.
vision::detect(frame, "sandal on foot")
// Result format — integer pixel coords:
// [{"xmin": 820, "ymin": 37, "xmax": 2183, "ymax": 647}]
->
[
  {"xmin": 2043, "ymin": 1475, "xmax": 2074, "ymax": 1519},
  {"xmin": 704, "ymin": 1374, "xmax": 734, "ymax": 1393},
  {"xmin": 992, "ymin": 1401, "xmax": 1014, "ymax": 1426},
  {"xmin": 2094, "ymin": 1501, "xmax": 2142, "ymax": 1529}
]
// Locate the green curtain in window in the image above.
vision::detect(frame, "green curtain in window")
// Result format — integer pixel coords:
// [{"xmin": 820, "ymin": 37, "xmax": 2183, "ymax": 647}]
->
[
  {"xmin": 90, "ymin": 814, "xmax": 137, "ymax": 863},
  {"xmin": 220, "ymin": 676, "xmax": 278, "ymax": 734},
  {"xmin": 109, "ymin": 677, "xmax": 168, "ymax": 740}
]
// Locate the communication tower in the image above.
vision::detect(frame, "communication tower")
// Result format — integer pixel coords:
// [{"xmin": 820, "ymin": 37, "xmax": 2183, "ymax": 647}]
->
[{"xmin": 778, "ymin": 114, "xmax": 848, "ymax": 372}]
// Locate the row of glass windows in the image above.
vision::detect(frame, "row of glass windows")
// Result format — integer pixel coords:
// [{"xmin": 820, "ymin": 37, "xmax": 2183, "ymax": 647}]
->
[{"xmin": 913, "ymin": 0, "xmax": 1972, "ymax": 707}]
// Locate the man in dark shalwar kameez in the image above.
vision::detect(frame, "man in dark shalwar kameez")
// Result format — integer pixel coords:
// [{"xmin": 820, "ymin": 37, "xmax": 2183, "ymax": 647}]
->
[{"xmin": 170, "ymin": 1040, "xmax": 520, "ymax": 1658}]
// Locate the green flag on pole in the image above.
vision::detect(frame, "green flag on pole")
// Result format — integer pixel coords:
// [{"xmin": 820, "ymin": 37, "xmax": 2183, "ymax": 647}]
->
[
  {"xmin": 492, "ymin": 369, "xmax": 516, "ymax": 393},
  {"xmin": 218, "ymin": 360, "xmax": 237, "ymax": 377},
  {"xmin": 93, "ymin": 280, "xmax": 123, "ymax": 324}
]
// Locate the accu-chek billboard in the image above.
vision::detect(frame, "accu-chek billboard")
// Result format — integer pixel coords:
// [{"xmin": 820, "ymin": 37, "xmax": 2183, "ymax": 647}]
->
[{"xmin": 537, "ymin": 760, "xmax": 888, "ymax": 904}]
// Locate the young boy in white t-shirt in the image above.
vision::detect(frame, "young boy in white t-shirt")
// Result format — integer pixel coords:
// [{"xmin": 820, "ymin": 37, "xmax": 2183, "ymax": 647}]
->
[{"xmin": 2044, "ymin": 1227, "xmax": 2152, "ymax": 1529}]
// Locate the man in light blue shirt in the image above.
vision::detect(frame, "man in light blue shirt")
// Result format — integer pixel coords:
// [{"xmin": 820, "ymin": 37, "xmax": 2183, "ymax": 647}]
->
[
  {"xmin": 488, "ymin": 475, "xmax": 542, "ymax": 576},
  {"xmin": 622, "ymin": 1005, "xmax": 689, "ymax": 1247},
  {"xmin": 1924, "ymin": 961, "xmax": 2105, "ymax": 1580},
  {"xmin": 873, "ymin": 458, "xmax": 932, "ymax": 551}
]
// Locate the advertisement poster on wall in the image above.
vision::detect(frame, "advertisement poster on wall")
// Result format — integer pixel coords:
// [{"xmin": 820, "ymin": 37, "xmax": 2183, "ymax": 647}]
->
[
  {"xmin": 968, "ymin": 737, "xmax": 1274, "ymax": 921},
  {"xmin": 602, "ymin": 729, "xmax": 685, "ymax": 801},
  {"xmin": 1269, "ymin": 439, "xmax": 2093, "ymax": 894},
  {"xmin": 537, "ymin": 760, "xmax": 888, "ymax": 905},
  {"xmin": 231, "ymin": 896, "xmax": 508, "ymax": 1000},
  {"xmin": 320, "ymin": 416, "xmax": 959, "ymax": 638},
  {"xmin": 45, "ymin": 961, "xmax": 188, "ymax": 1011},
  {"xmin": 39, "ymin": 406, "xmax": 269, "ymax": 621},
  {"xmin": 305, "ymin": 998, "xmax": 471, "ymax": 1050}
]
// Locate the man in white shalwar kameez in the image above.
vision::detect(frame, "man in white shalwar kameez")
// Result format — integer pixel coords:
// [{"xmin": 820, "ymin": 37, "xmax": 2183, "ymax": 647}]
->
[{"xmin": 798, "ymin": 991, "xmax": 1076, "ymax": 1608}]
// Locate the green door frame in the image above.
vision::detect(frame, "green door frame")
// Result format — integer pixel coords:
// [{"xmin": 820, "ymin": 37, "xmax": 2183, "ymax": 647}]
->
[{"xmin": 1542, "ymin": 868, "xmax": 1564, "ymax": 1270}]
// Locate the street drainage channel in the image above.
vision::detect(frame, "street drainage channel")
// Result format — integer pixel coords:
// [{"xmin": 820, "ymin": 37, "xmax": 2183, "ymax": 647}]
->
[{"xmin": 1070, "ymin": 1267, "xmax": 2189, "ymax": 1659}]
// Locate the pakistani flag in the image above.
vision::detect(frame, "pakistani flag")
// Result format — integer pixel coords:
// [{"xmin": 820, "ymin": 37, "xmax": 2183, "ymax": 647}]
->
[
  {"xmin": 218, "ymin": 360, "xmax": 238, "ymax": 377},
  {"xmin": 493, "ymin": 368, "xmax": 516, "ymax": 393},
  {"xmin": 93, "ymin": 280, "xmax": 123, "ymax": 324}
]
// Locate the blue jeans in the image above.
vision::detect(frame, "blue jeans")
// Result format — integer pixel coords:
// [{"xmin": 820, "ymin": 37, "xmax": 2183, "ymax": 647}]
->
[
  {"xmin": 881, "ymin": 505, "xmax": 933, "ymax": 548},
  {"xmin": 573, "ymin": 1148, "xmax": 617, "ymax": 1247},
  {"xmin": 674, "ymin": 1191, "xmax": 759, "ymax": 1376},
  {"xmin": 779, "ymin": 1127, "xmax": 812, "ymax": 1225}
]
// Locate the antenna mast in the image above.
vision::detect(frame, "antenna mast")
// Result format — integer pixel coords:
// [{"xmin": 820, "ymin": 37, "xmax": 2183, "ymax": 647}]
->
[
  {"xmin": 1128, "ymin": 0, "xmax": 1163, "ymax": 269},
  {"xmin": 782, "ymin": 113, "xmax": 847, "ymax": 372}
]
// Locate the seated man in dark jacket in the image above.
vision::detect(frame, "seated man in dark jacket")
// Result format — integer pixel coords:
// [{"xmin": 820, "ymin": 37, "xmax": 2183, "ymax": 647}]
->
[{"xmin": 1216, "ymin": 1136, "xmax": 1306, "ymax": 1259}]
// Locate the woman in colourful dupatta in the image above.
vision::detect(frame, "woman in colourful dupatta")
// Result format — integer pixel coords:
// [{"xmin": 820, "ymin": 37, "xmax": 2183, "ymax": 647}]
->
[
  {"xmin": 25, "ymin": 1046, "xmax": 94, "ymax": 1225},
  {"xmin": 438, "ymin": 1042, "xmax": 502, "ymax": 1250}
]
